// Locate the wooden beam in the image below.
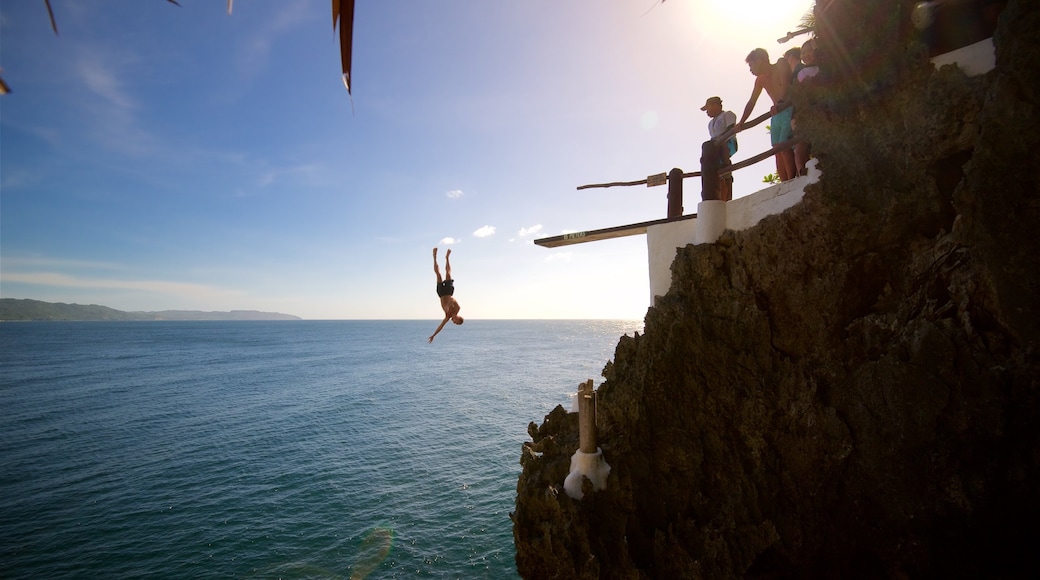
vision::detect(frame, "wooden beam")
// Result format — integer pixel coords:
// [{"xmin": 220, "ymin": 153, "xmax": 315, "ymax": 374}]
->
[{"xmin": 534, "ymin": 213, "xmax": 697, "ymax": 248}]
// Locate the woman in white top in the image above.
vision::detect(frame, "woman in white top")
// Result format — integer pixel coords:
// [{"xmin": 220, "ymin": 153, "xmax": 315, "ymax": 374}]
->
[{"xmin": 794, "ymin": 39, "xmax": 819, "ymax": 175}]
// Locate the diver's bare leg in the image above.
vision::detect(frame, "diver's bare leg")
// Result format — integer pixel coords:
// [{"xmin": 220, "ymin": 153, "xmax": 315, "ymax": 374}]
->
[{"xmin": 433, "ymin": 248, "xmax": 442, "ymax": 284}]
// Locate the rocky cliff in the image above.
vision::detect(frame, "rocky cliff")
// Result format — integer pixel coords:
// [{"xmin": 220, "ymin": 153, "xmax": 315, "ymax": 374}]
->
[{"xmin": 513, "ymin": 1, "xmax": 1039, "ymax": 577}]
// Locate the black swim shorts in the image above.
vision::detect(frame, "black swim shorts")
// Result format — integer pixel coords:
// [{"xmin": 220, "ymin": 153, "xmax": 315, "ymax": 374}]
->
[{"xmin": 436, "ymin": 279, "xmax": 455, "ymax": 297}]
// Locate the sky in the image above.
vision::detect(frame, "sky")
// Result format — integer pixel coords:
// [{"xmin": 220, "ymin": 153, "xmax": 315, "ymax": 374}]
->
[{"xmin": 1, "ymin": 0, "xmax": 813, "ymax": 320}]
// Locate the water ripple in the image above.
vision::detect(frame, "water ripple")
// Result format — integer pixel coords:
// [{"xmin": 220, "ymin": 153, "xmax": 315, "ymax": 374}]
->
[{"xmin": 1, "ymin": 320, "xmax": 642, "ymax": 578}]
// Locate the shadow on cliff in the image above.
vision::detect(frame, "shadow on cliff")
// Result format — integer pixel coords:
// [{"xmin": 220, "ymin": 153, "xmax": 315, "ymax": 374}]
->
[{"xmin": 513, "ymin": 0, "xmax": 1040, "ymax": 577}]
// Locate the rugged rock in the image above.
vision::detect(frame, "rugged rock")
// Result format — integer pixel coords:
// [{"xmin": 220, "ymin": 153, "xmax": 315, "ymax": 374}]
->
[{"xmin": 513, "ymin": 1, "xmax": 1039, "ymax": 577}]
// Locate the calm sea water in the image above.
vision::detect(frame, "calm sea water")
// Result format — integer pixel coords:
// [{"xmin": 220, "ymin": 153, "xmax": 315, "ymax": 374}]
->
[{"xmin": 0, "ymin": 320, "xmax": 642, "ymax": 579}]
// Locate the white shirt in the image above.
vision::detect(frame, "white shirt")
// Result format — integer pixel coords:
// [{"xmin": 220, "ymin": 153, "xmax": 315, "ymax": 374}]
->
[{"xmin": 708, "ymin": 110, "xmax": 737, "ymax": 140}]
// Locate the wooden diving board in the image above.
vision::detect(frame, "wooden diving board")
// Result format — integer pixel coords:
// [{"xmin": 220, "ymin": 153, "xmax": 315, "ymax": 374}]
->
[{"xmin": 534, "ymin": 213, "xmax": 697, "ymax": 248}]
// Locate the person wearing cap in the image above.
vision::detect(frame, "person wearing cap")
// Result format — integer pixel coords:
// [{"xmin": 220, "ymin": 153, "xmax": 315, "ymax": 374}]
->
[
  {"xmin": 701, "ymin": 96, "xmax": 737, "ymax": 201},
  {"xmin": 736, "ymin": 47, "xmax": 797, "ymax": 182}
]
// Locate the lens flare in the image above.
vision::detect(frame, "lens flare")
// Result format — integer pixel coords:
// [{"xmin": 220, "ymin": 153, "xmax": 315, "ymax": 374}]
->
[{"xmin": 350, "ymin": 527, "xmax": 394, "ymax": 580}]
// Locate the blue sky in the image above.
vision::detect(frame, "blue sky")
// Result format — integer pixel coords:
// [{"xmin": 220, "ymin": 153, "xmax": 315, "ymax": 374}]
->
[{"xmin": 1, "ymin": 0, "xmax": 812, "ymax": 320}]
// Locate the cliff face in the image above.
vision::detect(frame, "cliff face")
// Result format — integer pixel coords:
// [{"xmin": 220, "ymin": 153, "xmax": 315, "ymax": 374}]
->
[{"xmin": 512, "ymin": 1, "xmax": 1040, "ymax": 578}]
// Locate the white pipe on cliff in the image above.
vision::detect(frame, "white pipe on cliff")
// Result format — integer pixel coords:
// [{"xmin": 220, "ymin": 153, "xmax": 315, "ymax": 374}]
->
[{"xmin": 564, "ymin": 447, "xmax": 611, "ymax": 500}]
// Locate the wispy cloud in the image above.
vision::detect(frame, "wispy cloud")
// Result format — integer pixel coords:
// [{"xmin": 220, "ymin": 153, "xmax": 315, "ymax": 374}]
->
[
  {"xmin": 256, "ymin": 162, "xmax": 321, "ymax": 187},
  {"xmin": 237, "ymin": 3, "xmax": 312, "ymax": 83},
  {"xmin": 77, "ymin": 50, "xmax": 137, "ymax": 110},
  {"xmin": 2, "ymin": 256, "xmax": 123, "ymax": 270},
  {"xmin": 72, "ymin": 48, "xmax": 159, "ymax": 156},
  {"xmin": 473, "ymin": 225, "xmax": 496, "ymax": 238},
  {"xmin": 3, "ymin": 272, "xmax": 242, "ymax": 300},
  {"xmin": 518, "ymin": 224, "xmax": 543, "ymax": 237},
  {"xmin": 446, "ymin": 189, "xmax": 464, "ymax": 199},
  {"xmin": 440, "ymin": 237, "xmax": 459, "ymax": 245},
  {"xmin": 0, "ymin": 167, "xmax": 36, "ymax": 191}
]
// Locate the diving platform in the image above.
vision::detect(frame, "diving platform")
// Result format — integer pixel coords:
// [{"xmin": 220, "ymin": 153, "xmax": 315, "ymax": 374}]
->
[
  {"xmin": 535, "ymin": 159, "xmax": 822, "ymax": 305},
  {"xmin": 534, "ymin": 214, "xmax": 696, "ymax": 249}
]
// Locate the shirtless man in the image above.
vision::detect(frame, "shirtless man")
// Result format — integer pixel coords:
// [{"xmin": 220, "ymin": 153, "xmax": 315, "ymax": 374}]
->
[
  {"xmin": 429, "ymin": 247, "xmax": 463, "ymax": 343},
  {"xmin": 736, "ymin": 48, "xmax": 797, "ymax": 182}
]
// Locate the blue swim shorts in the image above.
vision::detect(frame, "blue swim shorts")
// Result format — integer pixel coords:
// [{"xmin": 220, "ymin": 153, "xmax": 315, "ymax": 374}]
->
[{"xmin": 770, "ymin": 107, "xmax": 793, "ymax": 146}]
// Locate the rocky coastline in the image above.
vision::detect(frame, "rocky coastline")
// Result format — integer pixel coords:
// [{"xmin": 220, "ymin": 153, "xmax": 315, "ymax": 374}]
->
[{"xmin": 512, "ymin": 1, "xmax": 1040, "ymax": 577}]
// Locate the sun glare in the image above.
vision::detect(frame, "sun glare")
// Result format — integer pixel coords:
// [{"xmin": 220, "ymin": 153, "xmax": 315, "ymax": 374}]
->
[{"xmin": 701, "ymin": 0, "xmax": 814, "ymax": 39}]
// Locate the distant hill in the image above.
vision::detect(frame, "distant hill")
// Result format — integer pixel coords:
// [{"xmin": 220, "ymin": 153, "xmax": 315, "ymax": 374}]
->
[{"xmin": 0, "ymin": 299, "xmax": 301, "ymax": 321}]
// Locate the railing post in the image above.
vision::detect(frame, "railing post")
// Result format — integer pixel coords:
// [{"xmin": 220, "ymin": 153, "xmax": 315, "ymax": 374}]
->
[
  {"xmin": 578, "ymin": 379, "xmax": 597, "ymax": 453},
  {"xmin": 701, "ymin": 140, "xmax": 720, "ymax": 201},
  {"xmin": 666, "ymin": 167, "xmax": 683, "ymax": 218}
]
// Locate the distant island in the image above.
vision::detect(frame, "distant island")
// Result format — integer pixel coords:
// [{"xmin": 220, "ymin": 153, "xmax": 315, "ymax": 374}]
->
[{"xmin": 0, "ymin": 298, "xmax": 301, "ymax": 321}]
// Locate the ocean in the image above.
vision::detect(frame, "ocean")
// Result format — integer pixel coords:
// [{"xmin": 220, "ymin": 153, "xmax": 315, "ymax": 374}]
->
[{"xmin": 0, "ymin": 319, "xmax": 642, "ymax": 579}]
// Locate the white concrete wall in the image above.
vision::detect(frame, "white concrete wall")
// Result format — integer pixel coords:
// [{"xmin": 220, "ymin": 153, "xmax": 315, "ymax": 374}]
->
[
  {"xmin": 646, "ymin": 217, "xmax": 697, "ymax": 303},
  {"xmin": 931, "ymin": 37, "xmax": 995, "ymax": 77},
  {"xmin": 646, "ymin": 159, "xmax": 821, "ymax": 303}
]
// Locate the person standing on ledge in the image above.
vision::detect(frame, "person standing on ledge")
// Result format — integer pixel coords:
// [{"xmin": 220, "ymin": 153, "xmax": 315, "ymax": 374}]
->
[
  {"xmin": 736, "ymin": 47, "xmax": 797, "ymax": 182},
  {"xmin": 701, "ymin": 95, "xmax": 738, "ymax": 201},
  {"xmin": 429, "ymin": 247, "xmax": 464, "ymax": 343}
]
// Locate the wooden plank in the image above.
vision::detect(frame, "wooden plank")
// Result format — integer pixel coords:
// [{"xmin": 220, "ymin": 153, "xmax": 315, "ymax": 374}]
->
[
  {"xmin": 535, "ymin": 226, "xmax": 648, "ymax": 248},
  {"xmin": 534, "ymin": 213, "xmax": 697, "ymax": 248}
]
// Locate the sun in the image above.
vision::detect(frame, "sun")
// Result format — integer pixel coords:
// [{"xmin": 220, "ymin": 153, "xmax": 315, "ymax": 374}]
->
[{"xmin": 702, "ymin": 0, "xmax": 814, "ymax": 35}]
